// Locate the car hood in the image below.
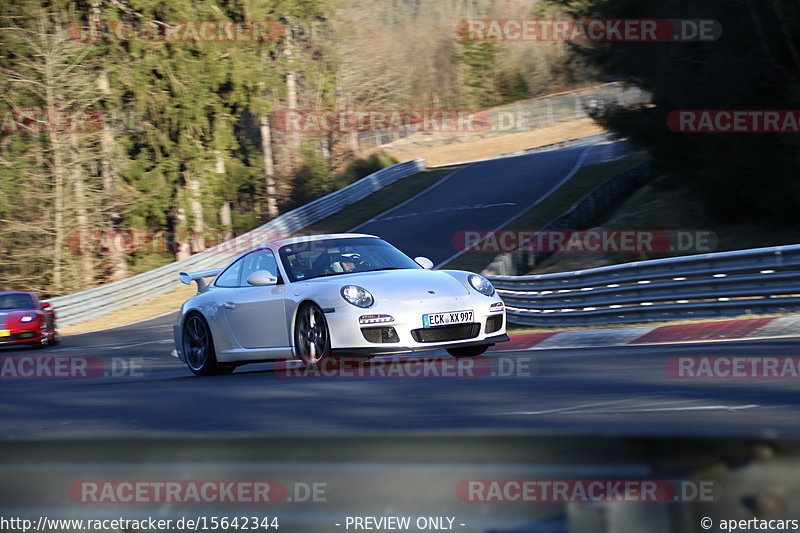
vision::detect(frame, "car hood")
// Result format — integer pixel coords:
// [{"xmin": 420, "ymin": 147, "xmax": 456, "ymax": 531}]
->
[
  {"xmin": 312, "ymin": 269, "xmax": 471, "ymax": 304},
  {"xmin": 0, "ymin": 310, "xmax": 25, "ymax": 328}
]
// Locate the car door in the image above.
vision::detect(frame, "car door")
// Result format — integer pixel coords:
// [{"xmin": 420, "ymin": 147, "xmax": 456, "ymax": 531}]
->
[{"xmin": 222, "ymin": 250, "xmax": 289, "ymax": 349}]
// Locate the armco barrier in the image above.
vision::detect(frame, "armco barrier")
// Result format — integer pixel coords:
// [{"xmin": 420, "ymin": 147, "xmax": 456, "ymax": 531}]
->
[
  {"xmin": 506, "ymin": 160, "xmax": 650, "ymax": 274},
  {"xmin": 490, "ymin": 245, "xmax": 800, "ymax": 326},
  {"xmin": 50, "ymin": 158, "xmax": 426, "ymax": 326},
  {"xmin": 361, "ymin": 82, "xmax": 649, "ymax": 152}
]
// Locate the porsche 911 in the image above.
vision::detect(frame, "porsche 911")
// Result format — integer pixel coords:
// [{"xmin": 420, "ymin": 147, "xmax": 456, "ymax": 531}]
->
[{"xmin": 173, "ymin": 233, "xmax": 507, "ymax": 375}]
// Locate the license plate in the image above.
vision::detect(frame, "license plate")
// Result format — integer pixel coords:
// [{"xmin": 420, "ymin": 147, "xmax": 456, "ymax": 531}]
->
[
  {"xmin": 0, "ymin": 330, "xmax": 9, "ymax": 337},
  {"xmin": 423, "ymin": 310, "xmax": 473, "ymax": 328}
]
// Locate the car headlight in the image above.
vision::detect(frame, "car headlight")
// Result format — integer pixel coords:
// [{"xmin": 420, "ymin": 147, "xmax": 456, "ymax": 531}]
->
[
  {"xmin": 468, "ymin": 274, "xmax": 495, "ymax": 296},
  {"xmin": 20, "ymin": 314, "xmax": 36, "ymax": 323},
  {"xmin": 341, "ymin": 285, "xmax": 374, "ymax": 308}
]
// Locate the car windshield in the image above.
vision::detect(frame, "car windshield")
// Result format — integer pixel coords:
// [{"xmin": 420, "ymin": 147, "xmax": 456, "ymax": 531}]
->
[
  {"xmin": 0, "ymin": 293, "xmax": 34, "ymax": 310},
  {"xmin": 278, "ymin": 237, "xmax": 421, "ymax": 282}
]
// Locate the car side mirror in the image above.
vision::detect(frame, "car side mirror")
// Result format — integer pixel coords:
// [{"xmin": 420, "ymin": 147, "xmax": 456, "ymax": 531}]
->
[
  {"xmin": 247, "ymin": 270, "xmax": 278, "ymax": 286},
  {"xmin": 414, "ymin": 256, "xmax": 434, "ymax": 270},
  {"xmin": 41, "ymin": 302, "xmax": 52, "ymax": 311}
]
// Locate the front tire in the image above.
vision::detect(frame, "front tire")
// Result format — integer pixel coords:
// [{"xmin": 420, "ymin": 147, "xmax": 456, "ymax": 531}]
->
[
  {"xmin": 33, "ymin": 327, "xmax": 49, "ymax": 349},
  {"xmin": 294, "ymin": 303, "xmax": 331, "ymax": 367},
  {"xmin": 48, "ymin": 326, "xmax": 59, "ymax": 346},
  {"xmin": 446, "ymin": 345, "xmax": 489, "ymax": 358},
  {"xmin": 183, "ymin": 313, "xmax": 233, "ymax": 376}
]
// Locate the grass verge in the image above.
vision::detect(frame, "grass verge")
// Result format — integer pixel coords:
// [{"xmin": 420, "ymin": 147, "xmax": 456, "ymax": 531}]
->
[
  {"xmin": 296, "ymin": 166, "xmax": 460, "ymax": 234},
  {"xmin": 60, "ymin": 284, "xmax": 196, "ymax": 336},
  {"xmin": 385, "ymin": 118, "xmax": 605, "ymax": 166}
]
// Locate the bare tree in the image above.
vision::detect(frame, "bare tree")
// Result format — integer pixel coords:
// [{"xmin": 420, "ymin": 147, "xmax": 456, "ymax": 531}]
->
[{"xmin": 0, "ymin": 14, "xmax": 100, "ymax": 293}]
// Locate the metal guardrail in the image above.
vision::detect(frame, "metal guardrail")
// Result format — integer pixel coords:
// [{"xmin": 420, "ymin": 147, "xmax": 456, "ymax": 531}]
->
[
  {"xmin": 50, "ymin": 158, "xmax": 426, "ymax": 326},
  {"xmin": 490, "ymin": 244, "xmax": 800, "ymax": 326},
  {"xmin": 359, "ymin": 82, "xmax": 649, "ymax": 152}
]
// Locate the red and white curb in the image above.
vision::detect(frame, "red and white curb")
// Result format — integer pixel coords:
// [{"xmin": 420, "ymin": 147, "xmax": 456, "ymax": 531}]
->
[{"xmin": 492, "ymin": 314, "xmax": 800, "ymax": 352}]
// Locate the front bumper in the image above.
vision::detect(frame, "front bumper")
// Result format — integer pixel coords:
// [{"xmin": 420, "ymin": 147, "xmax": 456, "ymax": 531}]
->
[
  {"xmin": 0, "ymin": 330, "xmax": 41, "ymax": 345},
  {"xmin": 172, "ymin": 323, "xmax": 184, "ymax": 362},
  {"xmin": 325, "ymin": 297, "xmax": 508, "ymax": 356}
]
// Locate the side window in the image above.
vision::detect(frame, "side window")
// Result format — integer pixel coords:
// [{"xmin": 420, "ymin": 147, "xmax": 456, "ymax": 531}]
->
[
  {"xmin": 215, "ymin": 258, "xmax": 244, "ymax": 288},
  {"xmin": 240, "ymin": 250, "xmax": 280, "ymax": 286}
]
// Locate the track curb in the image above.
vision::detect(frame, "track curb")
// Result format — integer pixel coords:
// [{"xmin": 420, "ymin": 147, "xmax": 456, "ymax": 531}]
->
[{"xmin": 495, "ymin": 315, "xmax": 800, "ymax": 352}]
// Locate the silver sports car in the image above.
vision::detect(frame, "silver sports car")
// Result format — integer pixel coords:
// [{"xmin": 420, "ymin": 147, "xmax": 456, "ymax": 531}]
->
[{"xmin": 173, "ymin": 233, "xmax": 508, "ymax": 375}]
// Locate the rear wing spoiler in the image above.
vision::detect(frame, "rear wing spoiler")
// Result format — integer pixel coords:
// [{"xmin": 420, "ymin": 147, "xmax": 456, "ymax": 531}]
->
[{"xmin": 179, "ymin": 268, "xmax": 223, "ymax": 293}]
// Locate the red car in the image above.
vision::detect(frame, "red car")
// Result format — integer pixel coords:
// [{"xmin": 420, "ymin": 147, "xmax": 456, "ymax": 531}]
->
[{"xmin": 0, "ymin": 291, "xmax": 58, "ymax": 348}]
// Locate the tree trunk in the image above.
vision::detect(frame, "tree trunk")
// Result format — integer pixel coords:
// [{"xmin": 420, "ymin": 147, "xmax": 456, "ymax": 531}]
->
[
  {"xmin": 284, "ymin": 21, "xmax": 300, "ymax": 164},
  {"xmin": 174, "ymin": 206, "xmax": 191, "ymax": 261},
  {"xmin": 69, "ymin": 132, "xmax": 94, "ymax": 288},
  {"xmin": 98, "ymin": 70, "xmax": 128, "ymax": 281},
  {"xmin": 44, "ymin": 59, "xmax": 65, "ymax": 293},
  {"xmin": 49, "ymin": 133, "xmax": 65, "ymax": 293},
  {"xmin": 92, "ymin": 3, "xmax": 128, "ymax": 281},
  {"xmin": 220, "ymin": 202, "xmax": 233, "ymax": 242},
  {"xmin": 260, "ymin": 115, "xmax": 280, "ymax": 219},
  {"xmin": 186, "ymin": 175, "xmax": 205, "ymax": 253},
  {"xmin": 216, "ymin": 151, "xmax": 233, "ymax": 242}
]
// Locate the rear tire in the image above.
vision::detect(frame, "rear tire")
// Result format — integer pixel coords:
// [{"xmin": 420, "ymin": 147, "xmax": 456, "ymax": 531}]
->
[
  {"xmin": 183, "ymin": 313, "xmax": 233, "ymax": 376},
  {"xmin": 446, "ymin": 345, "xmax": 489, "ymax": 358}
]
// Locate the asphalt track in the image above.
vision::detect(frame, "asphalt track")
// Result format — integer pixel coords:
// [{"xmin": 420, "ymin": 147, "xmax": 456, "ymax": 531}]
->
[
  {"xmin": 351, "ymin": 145, "xmax": 591, "ymax": 265},
  {"xmin": 1, "ymin": 311, "xmax": 799, "ymax": 439},
  {"xmin": 2, "ymin": 145, "xmax": 798, "ymax": 441}
]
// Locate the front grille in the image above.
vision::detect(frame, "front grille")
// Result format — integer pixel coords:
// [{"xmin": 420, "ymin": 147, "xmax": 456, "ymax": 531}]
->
[
  {"xmin": 361, "ymin": 327, "xmax": 400, "ymax": 343},
  {"xmin": 485, "ymin": 315, "xmax": 504, "ymax": 334},
  {"xmin": 411, "ymin": 323, "xmax": 480, "ymax": 343},
  {"xmin": 1, "ymin": 331, "xmax": 37, "ymax": 342}
]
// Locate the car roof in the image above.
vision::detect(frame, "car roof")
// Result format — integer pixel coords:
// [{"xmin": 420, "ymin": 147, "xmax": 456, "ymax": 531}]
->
[
  {"xmin": 222, "ymin": 233, "xmax": 381, "ymax": 266},
  {"xmin": 0, "ymin": 291, "xmax": 35, "ymax": 297},
  {"xmin": 270, "ymin": 233, "xmax": 378, "ymax": 248}
]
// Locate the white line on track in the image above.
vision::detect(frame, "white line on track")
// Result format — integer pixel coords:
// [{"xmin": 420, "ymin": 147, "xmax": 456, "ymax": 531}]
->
[
  {"xmin": 603, "ymin": 404, "xmax": 759, "ymax": 413},
  {"xmin": 48, "ymin": 339, "xmax": 172, "ymax": 352},
  {"xmin": 486, "ymin": 400, "xmax": 760, "ymax": 417},
  {"xmin": 484, "ymin": 399, "xmax": 631, "ymax": 416}
]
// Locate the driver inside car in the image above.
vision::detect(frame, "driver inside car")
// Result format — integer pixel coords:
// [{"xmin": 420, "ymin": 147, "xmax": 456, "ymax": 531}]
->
[{"xmin": 328, "ymin": 253, "xmax": 359, "ymax": 273}]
